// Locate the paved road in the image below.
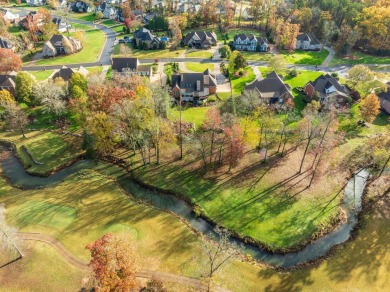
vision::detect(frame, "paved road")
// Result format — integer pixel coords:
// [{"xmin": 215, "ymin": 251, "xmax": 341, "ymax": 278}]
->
[{"xmin": 19, "ymin": 232, "xmax": 230, "ymax": 291}]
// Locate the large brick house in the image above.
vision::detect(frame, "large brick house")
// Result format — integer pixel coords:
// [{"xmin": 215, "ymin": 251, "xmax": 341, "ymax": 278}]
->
[
  {"xmin": 296, "ymin": 33, "xmax": 322, "ymax": 51},
  {"xmin": 244, "ymin": 71, "xmax": 294, "ymax": 105},
  {"xmin": 304, "ymin": 74, "xmax": 349, "ymax": 109},
  {"xmin": 171, "ymin": 69, "xmax": 217, "ymax": 102},
  {"xmin": 233, "ymin": 34, "xmax": 268, "ymax": 52},
  {"xmin": 111, "ymin": 57, "xmax": 153, "ymax": 79},
  {"xmin": 183, "ymin": 31, "xmax": 218, "ymax": 49}
]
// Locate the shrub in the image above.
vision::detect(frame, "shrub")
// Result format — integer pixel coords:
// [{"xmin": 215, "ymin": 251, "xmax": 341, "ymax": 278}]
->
[
  {"xmin": 331, "ymin": 72, "xmax": 338, "ymax": 78},
  {"xmin": 289, "ymin": 69, "xmax": 299, "ymax": 77},
  {"xmin": 207, "ymin": 95, "xmax": 217, "ymax": 103}
]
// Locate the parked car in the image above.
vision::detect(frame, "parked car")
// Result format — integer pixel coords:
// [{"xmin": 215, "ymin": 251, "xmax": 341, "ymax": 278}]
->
[{"xmin": 118, "ymin": 39, "xmax": 125, "ymax": 44}]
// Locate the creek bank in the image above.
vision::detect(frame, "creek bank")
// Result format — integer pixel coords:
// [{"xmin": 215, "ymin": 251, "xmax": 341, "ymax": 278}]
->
[{"xmin": 0, "ymin": 145, "xmax": 370, "ymax": 268}]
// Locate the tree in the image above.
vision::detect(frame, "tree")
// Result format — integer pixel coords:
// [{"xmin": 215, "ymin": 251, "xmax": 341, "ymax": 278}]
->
[
  {"xmin": 268, "ymin": 55, "xmax": 286, "ymax": 74},
  {"xmin": 0, "ymin": 204, "xmax": 22, "ymax": 257},
  {"xmin": 335, "ymin": 24, "xmax": 360, "ymax": 55},
  {"xmin": 0, "ymin": 49, "xmax": 22, "ymax": 73},
  {"xmin": 95, "ymin": 11, "xmax": 104, "ymax": 20},
  {"xmin": 347, "ymin": 65, "xmax": 386, "ymax": 96},
  {"xmin": 198, "ymin": 227, "xmax": 241, "ymax": 291},
  {"xmin": 219, "ymin": 45, "xmax": 231, "ymax": 58},
  {"xmin": 69, "ymin": 72, "xmax": 87, "ymax": 98},
  {"xmin": 275, "ymin": 20, "xmax": 300, "ymax": 51},
  {"xmin": 224, "ymin": 124, "xmax": 245, "ymax": 171},
  {"xmin": 169, "ymin": 16, "xmax": 182, "ymax": 46},
  {"xmin": 224, "ymin": 0, "xmax": 235, "ymax": 27},
  {"xmin": 228, "ymin": 51, "xmax": 247, "ymax": 73},
  {"xmin": 86, "ymin": 233, "xmax": 139, "ymax": 291},
  {"xmin": 297, "ymin": 7, "xmax": 312, "ymax": 32},
  {"xmin": 15, "ymin": 72, "xmax": 36, "ymax": 105},
  {"xmin": 0, "ymin": 90, "xmax": 15, "ymax": 107},
  {"xmin": 38, "ymin": 8, "xmax": 52, "ymax": 24},
  {"xmin": 141, "ymin": 277, "xmax": 167, "ymax": 292},
  {"xmin": 120, "ymin": 1, "xmax": 134, "ymax": 19},
  {"xmin": 86, "ymin": 112, "xmax": 118, "ymax": 157},
  {"xmin": 41, "ymin": 22, "xmax": 57, "ymax": 41},
  {"xmin": 358, "ymin": 0, "xmax": 390, "ymax": 51},
  {"xmin": 359, "ymin": 93, "xmax": 381, "ymax": 123},
  {"xmin": 47, "ymin": 0, "xmax": 60, "ymax": 9},
  {"xmin": 203, "ymin": 107, "xmax": 222, "ymax": 165},
  {"xmin": 3, "ymin": 103, "xmax": 29, "ymax": 138},
  {"xmin": 74, "ymin": 31, "xmax": 86, "ymax": 46}
]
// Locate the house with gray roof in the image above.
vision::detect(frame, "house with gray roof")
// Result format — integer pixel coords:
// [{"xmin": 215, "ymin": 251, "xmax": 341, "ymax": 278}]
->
[
  {"xmin": 170, "ymin": 69, "xmax": 217, "ymax": 102},
  {"xmin": 52, "ymin": 17, "xmax": 70, "ymax": 33},
  {"xmin": 70, "ymin": 1, "xmax": 94, "ymax": 13},
  {"xmin": 304, "ymin": 74, "xmax": 349, "ymax": 108},
  {"xmin": 296, "ymin": 33, "xmax": 322, "ymax": 51},
  {"xmin": 133, "ymin": 28, "xmax": 161, "ymax": 49},
  {"xmin": 52, "ymin": 66, "xmax": 88, "ymax": 82},
  {"xmin": 42, "ymin": 34, "xmax": 82, "ymax": 57},
  {"xmin": 183, "ymin": 31, "xmax": 218, "ymax": 49},
  {"xmin": 0, "ymin": 37, "xmax": 15, "ymax": 52},
  {"xmin": 233, "ymin": 34, "xmax": 268, "ymax": 52},
  {"xmin": 244, "ymin": 71, "xmax": 294, "ymax": 105},
  {"xmin": 0, "ymin": 73, "xmax": 17, "ymax": 97},
  {"xmin": 111, "ymin": 57, "xmax": 153, "ymax": 79}
]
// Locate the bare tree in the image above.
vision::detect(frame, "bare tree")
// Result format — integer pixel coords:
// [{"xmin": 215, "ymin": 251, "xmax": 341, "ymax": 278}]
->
[
  {"xmin": 3, "ymin": 104, "xmax": 29, "ymax": 138},
  {"xmin": 0, "ymin": 204, "xmax": 23, "ymax": 258}
]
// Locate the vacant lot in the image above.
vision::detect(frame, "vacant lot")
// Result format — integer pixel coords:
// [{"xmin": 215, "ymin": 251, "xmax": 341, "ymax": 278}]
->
[{"xmin": 330, "ymin": 51, "xmax": 390, "ymax": 66}]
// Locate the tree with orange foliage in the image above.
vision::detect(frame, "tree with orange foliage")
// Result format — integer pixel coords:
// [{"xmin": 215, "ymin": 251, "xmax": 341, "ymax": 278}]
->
[
  {"xmin": 224, "ymin": 124, "xmax": 245, "ymax": 171},
  {"xmin": 0, "ymin": 49, "xmax": 22, "ymax": 73},
  {"xmin": 359, "ymin": 93, "xmax": 381, "ymax": 123},
  {"xmin": 86, "ymin": 233, "xmax": 139, "ymax": 291},
  {"xmin": 275, "ymin": 20, "xmax": 300, "ymax": 51}
]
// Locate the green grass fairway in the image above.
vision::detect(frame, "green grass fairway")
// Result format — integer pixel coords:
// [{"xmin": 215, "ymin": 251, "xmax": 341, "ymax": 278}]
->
[
  {"xmin": 36, "ymin": 30, "xmax": 105, "ymax": 65},
  {"xmin": 185, "ymin": 62, "xmax": 214, "ymax": 72},
  {"xmin": 330, "ymin": 51, "xmax": 390, "ymax": 66},
  {"xmin": 185, "ymin": 50, "xmax": 213, "ymax": 59},
  {"xmin": 231, "ymin": 67, "xmax": 256, "ymax": 94},
  {"xmin": 0, "ymin": 131, "xmax": 83, "ymax": 175}
]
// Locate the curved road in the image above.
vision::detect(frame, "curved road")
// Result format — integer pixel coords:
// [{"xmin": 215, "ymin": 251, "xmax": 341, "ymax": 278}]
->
[{"xmin": 18, "ymin": 232, "xmax": 230, "ymax": 292}]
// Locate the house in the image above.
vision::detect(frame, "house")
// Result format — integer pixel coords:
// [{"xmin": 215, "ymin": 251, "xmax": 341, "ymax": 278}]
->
[
  {"xmin": 42, "ymin": 34, "xmax": 82, "ymax": 57},
  {"xmin": 52, "ymin": 17, "xmax": 71, "ymax": 33},
  {"xmin": 170, "ymin": 69, "xmax": 217, "ymax": 102},
  {"xmin": 1, "ymin": 9, "xmax": 20, "ymax": 24},
  {"xmin": 378, "ymin": 82, "xmax": 390, "ymax": 115},
  {"xmin": 183, "ymin": 31, "xmax": 218, "ymax": 49},
  {"xmin": 133, "ymin": 28, "xmax": 161, "ymax": 49},
  {"xmin": 96, "ymin": 2, "xmax": 118, "ymax": 19},
  {"xmin": 244, "ymin": 71, "xmax": 294, "ymax": 105},
  {"xmin": 70, "ymin": 1, "xmax": 94, "ymax": 13},
  {"xmin": 28, "ymin": 0, "xmax": 46, "ymax": 6},
  {"xmin": 51, "ymin": 66, "xmax": 88, "ymax": 82},
  {"xmin": 233, "ymin": 34, "xmax": 268, "ymax": 52},
  {"xmin": 0, "ymin": 74, "xmax": 17, "ymax": 97},
  {"xmin": 143, "ymin": 12, "xmax": 159, "ymax": 24},
  {"xmin": 50, "ymin": 0, "xmax": 68, "ymax": 9},
  {"xmin": 111, "ymin": 57, "xmax": 153, "ymax": 79},
  {"xmin": 296, "ymin": 33, "xmax": 322, "ymax": 51},
  {"xmin": 304, "ymin": 74, "xmax": 349, "ymax": 108},
  {"xmin": 0, "ymin": 37, "xmax": 15, "ymax": 52}
]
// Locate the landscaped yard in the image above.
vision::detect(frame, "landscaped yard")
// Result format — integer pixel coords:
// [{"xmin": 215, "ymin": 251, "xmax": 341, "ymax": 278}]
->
[
  {"xmin": 0, "ymin": 131, "xmax": 83, "ymax": 175},
  {"xmin": 112, "ymin": 44, "xmax": 186, "ymax": 59},
  {"xmin": 185, "ymin": 50, "xmax": 213, "ymax": 59},
  {"xmin": 29, "ymin": 70, "xmax": 54, "ymax": 81},
  {"xmin": 242, "ymin": 51, "xmax": 273, "ymax": 62},
  {"xmin": 330, "ymin": 51, "xmax": 390, "ymax": 66},
  {"xmin": 231, "ymin": 67, "xmax": 256, "ymax": 94},
  {"xmin": 168, "ymin": 106, "xmax": 210, "ymax": 127},
  {"xmin": 68, "ymin": 12, "xmax": 95, "ymax": 22},
  {"xmin": 185, "ymin": 62, "xmax": 214, "ymax": 72},
  {"xmin": 35, "ymin": 29, "xmax": 105, "ymax": 65}
]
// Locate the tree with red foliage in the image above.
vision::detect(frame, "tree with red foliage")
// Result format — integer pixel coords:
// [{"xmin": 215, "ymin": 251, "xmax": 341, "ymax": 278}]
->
[
  {"xmin": 0, "ymin": 49, "xmax": 22, "ymax": 73},
  {"xmin": 224, "ymin": 124, "xmax": 245, "ymax": 171},
  {"xmin": 86, "ymin": 233, "xmax": 139, "ymax": 291},
  {"xmin": 24, "ymin": 14, "xmax": 40, "ymax": 43}
]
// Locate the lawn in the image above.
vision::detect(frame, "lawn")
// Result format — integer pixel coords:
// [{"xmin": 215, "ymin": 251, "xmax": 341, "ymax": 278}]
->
[
  {"xmin": 69, "ymin": 22, "xmax": 91, "ymax": 31},
  {"xmin": 29, "ymin": 70, "xmax": 54, "ymax": 81},
  {"xmin": 168, "ymin": 106, "xmax": 210, "ymax": 127},
  {"xmin": 112, "ymin": 44, "xmax": 186, "ymax": 59},
  {"xmin": 231, "ymin": 67, "xmax": 256, "ymax": 94},
  {"xmin": 185, "ymin": 62, "xmax": 214, "ymax": 72},
  {"xmin": 35, "ymin": 29, "xmax": 105, "ymax": 65},
  {"xmin": 242, "ymin": 51, "xmax": 273, "ymax": 62},
  {"xmin": 185, "ymin": 50, "xmax": 213, "ymax": 59},
  {"xmin": 68, "ymin": 12, "xmax": 95, "ymax": 22},
  {"xmin": 0, "ymin": 131, "xmax": 83, "ymax": 175},
  {"xmin": 86, "ymin": 66, "xmax": 103, "ymax": 75},
  {"xmin": 8, "ymin": 26, "xmax": 23, "ymax": 36},
  {"xmin": 330, "ymin": 51, "xmax": 390, "ymax": 66},
  {"xmin": 100, "ymin": 19, "xmax": 117, "ymax": 26},
  {"xmin": 281, "ymin": 50, "xmax": 329, "ymax": 65}
]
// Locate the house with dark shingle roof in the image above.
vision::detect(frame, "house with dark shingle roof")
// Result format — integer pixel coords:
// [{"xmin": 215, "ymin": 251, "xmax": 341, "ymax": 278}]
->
[
  {"xmin": 133, "ymin": 28, "xmax": 161, "ymax": 49},
  {"xmin": 171, "ymin": 69, "xmax": 217, "ymax": 102},
  {"xmin": 0, "ymin": 74, "xmax": 17, "ymax": 97},
  {"xmin": 42, "ymin": 34, "xmax": 82, "ymax": 57},
  {"xmin": 52, "ymin": 66, "xmax": 88, "ymax": 82},
  {"xmin": 244, "ymin": 71, "xmax": 294, "ymax": 105},
  {"xmin": 0, "ymin": 37, "xmax": 15, "ymax": 52},
  {"xmin": 378, "ymin": 82, "xmax": 390, "ymax": 115},
  {"xmin": 111, "ymin": 57, "xmax": 153, "ymax": 79},
  {"xmin": 296, "ymin": 33, "xmax": 322, "ymax": 51},
  {"xmin": 233, "ymin": 34, "xmax": 268, "ymax": 52},
  {"xmin": 304, "ymin": 74, "xmax": 349, "ymax": 108},
  {"xmin": 183, "ymin": 31, "xmax": 218, "ymax": 49}
]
